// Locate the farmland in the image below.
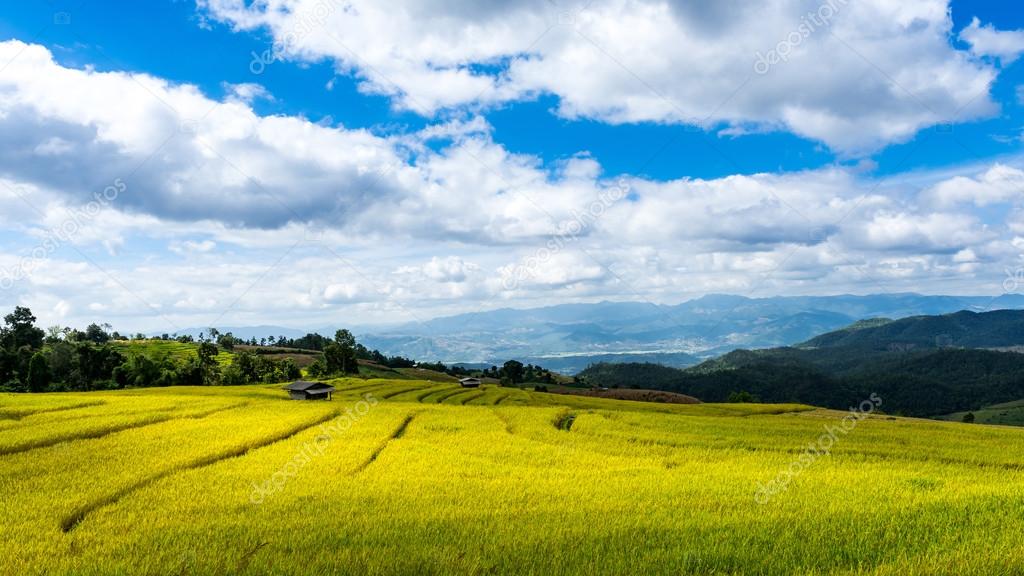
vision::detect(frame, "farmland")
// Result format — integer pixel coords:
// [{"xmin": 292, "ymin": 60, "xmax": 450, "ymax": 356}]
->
[
  {"xmin": 2, "ymin": 380, "xmax": 1024, "ymax": 575},
  {"xmin": 109, "ymin": 340, "xmax": 235, "ymax": 366}
]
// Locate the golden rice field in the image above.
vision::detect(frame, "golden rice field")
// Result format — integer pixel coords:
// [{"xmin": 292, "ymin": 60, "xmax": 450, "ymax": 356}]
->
[{"xmin": 2, "ymin": 379, "xmax": 1024, "ymax": 575}]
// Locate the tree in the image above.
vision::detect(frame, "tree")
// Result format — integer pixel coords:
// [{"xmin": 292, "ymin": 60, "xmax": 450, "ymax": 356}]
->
[
  {"xmin": 3, "ymin": 306, "xmax": 44, "ymax": 350},
  {"xmin": 217, "ymin": 332, "xmax": 237, "ymax": 351},
  {"xmin": 962, "ymin": 412, "xmax": 975, "ymax": 424},
  {"xmin": 280, "ymin": 358, "xmax": 301, "ymax": 380},
  {"xmin": 334, "ymin": 329, "xmax": 356, "ymax": 348},
  {"xmin": 324, "ymin": 329, "xmax": 359, "ymax": 374},
  {"xmin": 307, "ymin": 357, "xmax": 327, "ymax": 377},
  {"xmin": 45, "ymin": 325, "xmax": 64, "ymax": 344},
  {"xmin": 195, "ymin": 342, "xmax": 221, "ymax": 385},
  {"xmin": 727, "ymin": 391, "xmax": 759, "ymax": 403},
  {"xmin": 84, "ymin": 323, "xmax": 111, "ymax": 344},
  {"xmin": 324, "ymin": 343, "xmax": 358, "ymax": 375},
  {"xmin": 27, "ymin": 352, "xmax": 50, "ymax": 393},
  {"xmin": 502, "ymin": 360, "xmax": 525, "ymax": 386}
]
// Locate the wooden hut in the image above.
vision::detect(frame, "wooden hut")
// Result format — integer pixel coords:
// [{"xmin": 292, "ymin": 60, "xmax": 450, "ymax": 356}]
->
[{"xmin": 284, "ymin": 381, "xmax": 335, "ymax": 401}]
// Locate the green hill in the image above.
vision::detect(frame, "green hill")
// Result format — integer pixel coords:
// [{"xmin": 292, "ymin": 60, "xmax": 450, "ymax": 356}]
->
[
  {"xmin": 799, "ymin": 309, "xmax": 1024, "ymax": 350},
  {"xmin": 580, "ymin": 310, "xmax": 1024, "ymax": 418}
]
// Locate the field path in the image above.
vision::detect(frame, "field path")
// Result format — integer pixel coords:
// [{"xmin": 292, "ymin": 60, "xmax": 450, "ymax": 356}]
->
[
  {"xmin": 60, "ymin": 409, "xmax": 338, "ymax": 532},
  {"xmin": 350, "ymin": 412, "xmax": 417, "ymax": 475},
  {"xmin": 0, "ymin": 403, "xmax": 245, "ymax": 457}
]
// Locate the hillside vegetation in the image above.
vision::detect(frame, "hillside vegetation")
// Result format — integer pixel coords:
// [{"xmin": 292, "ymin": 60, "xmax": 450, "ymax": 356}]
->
[
  {"xmin": 580, "ymin": 310, "xmax": 1024, "ymax": 417},
  {"xmin": 2, "ymin": 381, "xmax": 1022, "ymax": 575}
]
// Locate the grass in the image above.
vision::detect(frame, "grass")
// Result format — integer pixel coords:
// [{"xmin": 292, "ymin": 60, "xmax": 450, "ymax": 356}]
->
[
  {"xmin": 1, "ymin": 380, "xmax": 1023, "ymax": 574},
  {"xmin": 936, "ymin": 399, "xmax": 1024, "ymax": 426}
]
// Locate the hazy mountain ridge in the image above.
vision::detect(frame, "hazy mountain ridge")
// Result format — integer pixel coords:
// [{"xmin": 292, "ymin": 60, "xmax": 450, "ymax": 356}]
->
[
  {"xmin": 166, "ymin": 294, "xmax": 1024, "ymax": 372},
  {"xmin": 356, "ymin": 293, "xmax": 1024, "ymax": 370},
  {"xmin": 580, "ymin": 309, "xmax": 1024, "ymax": 417}
]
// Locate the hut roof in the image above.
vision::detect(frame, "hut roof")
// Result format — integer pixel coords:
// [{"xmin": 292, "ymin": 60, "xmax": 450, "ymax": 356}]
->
[{"xmin": 285, "ymin": 381, "xmax": 334, "ymax": 392}]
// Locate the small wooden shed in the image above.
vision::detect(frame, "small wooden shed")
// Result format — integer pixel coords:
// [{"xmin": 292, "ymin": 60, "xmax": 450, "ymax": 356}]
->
[
  {"xmin": 285, "ymin": 380, "xmax": 335, "ymax": 401},
  {"xmin": 459, "ymin": 377, "xmax": 482, "ymax": 388}
]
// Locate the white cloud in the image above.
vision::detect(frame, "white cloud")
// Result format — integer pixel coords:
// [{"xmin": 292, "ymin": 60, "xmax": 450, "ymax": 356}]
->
[
  {"xmin": 169, "ymin": 239, "xmax": 218, "ymax": 254},
  {"xmin": 200, "ymin": 0, "xmax": 1002, "ymax": 154},
  {"xmin": 223, "ymin": 82, "xmax": 274, "ymax": 103},
  {"xmin": 418, "ymin": 257, "xmax": 477, "ymax": 283},
  {"xmin": 0, "ymin": 40, "xmax": 409, "ymax": 229},
  {"xmin": 960, "ymin": 17, "xmax": 1024, "ymax": 64},
  {"xmin": 2, "ymin": 39, "xmax": 1024, "ymax": 330},
  {"xmin": 924, "ymin": 163, "xmax": 1024, "ymax": 207},
  {"xmin": 851, "ymin": 212, "xmax": 989, "ymax": 253}
]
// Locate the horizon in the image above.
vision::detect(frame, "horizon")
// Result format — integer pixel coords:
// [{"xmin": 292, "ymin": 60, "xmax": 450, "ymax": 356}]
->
[{"xmin": 33, "ymin": 290, "xmax": 1024, "ymax": 335}]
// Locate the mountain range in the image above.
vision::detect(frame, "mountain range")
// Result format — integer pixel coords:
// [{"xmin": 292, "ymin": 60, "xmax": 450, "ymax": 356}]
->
[
  {"xmin": 579, "ymin": 309, "xmax": 1024, "ymax": 417},
  {"xmin": 355, "ymin": 293, "xmax": 1024, "ymax": 372},
  {"xmin": 168, "ymin": 293, "xmax": 1024, "ymax": 373}
]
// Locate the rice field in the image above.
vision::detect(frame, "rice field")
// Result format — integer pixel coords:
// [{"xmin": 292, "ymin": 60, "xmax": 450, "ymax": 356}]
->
[
  {"xmin": 109, "ymin": 340, "xmax": 235, "ymax": 365},
  {"xmin": 2, "ymin": 379, "xmax": 1023, "ymax": 575}
]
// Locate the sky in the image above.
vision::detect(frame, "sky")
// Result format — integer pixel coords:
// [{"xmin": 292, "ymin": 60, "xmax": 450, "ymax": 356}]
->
[{"xmin": 1, "ymin": 0, "xmax": 1024, "ymax": 333}]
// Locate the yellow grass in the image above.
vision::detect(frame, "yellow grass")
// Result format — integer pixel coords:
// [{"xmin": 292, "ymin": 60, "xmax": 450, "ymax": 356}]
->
[{"xmin": 1, "ymin": 380, "xmax": 1023, "ymax": 575}]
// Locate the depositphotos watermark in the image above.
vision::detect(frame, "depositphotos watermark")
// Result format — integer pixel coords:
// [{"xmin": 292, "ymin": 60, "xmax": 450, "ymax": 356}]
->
[
  {"xmin": 0, "ymin": 178, "xmax": 125, "ymax": 291},
  {"xmin": 249, "ymin": 393, "xmax": 378, "ymax": 504},
  {"xmin": 754, "ymin": 0, "xmax": 848, "ymax": 75},
  {"xmin": 249, "ymin": 0, "xmax": 340, "ymax": 75},
  {"xmin": 501, "ymin": 179, "xmax": 629, "ymax": 290},
  {"xmin": 1004, "ymin": 265, "xmax": 1024, "ymax": 293},
  {"xmin": 755, "ymin": 393, "xmax": 882, "ymax": 504}
]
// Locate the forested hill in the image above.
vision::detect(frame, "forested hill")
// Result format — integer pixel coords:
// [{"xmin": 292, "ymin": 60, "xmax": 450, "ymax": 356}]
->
[
  {"xmin": 579, "ymin": 309, "xmax": 1024, "ymax": 417},
  {"xmin": 799, "ymin": 309, "xmax": 1024, "ymax": 350}
]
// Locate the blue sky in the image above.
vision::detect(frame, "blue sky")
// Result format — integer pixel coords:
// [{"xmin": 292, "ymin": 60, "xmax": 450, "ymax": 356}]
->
[
  {"xmin": 0, "ymin": 0, "xmax": 1021, "ymax": 179},
  {"xmin": 1, "ymin": 0, "xmax": 1024, "ymax": 332}
]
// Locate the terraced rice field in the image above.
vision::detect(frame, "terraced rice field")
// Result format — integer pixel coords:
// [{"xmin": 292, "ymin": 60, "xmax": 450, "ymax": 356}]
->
[
  {"xmin": 2, "ymin": 379, "xmax": 1024, "ymax": 575},
  {"xmin": 109, "ymin": 340, "xmax": 235, "ymax": 365}
]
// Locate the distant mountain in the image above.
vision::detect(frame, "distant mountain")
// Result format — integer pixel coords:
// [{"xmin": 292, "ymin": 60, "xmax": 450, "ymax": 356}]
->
[
  {"xmin": 579, "ymin": 309, "xmax": 1024, "ymax": 417},
  {"xmin": 356, "ymin": 293, "xmax": 1024, "ymax": 371}
]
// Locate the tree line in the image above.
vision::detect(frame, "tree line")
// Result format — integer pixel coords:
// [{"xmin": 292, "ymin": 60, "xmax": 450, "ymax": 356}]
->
[
  {"xmin": 1, "ymin": 306, "xmax": 562, "ymax": 393},
  {"xmin": 0, "ymin": 307, "xmax": 302, "ymax": 392}
]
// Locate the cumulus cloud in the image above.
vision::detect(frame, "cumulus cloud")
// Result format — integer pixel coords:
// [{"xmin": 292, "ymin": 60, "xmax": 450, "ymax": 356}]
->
[
  {"xmin": 960, "ymin": 17, "xmax": 1024, "ymax": 64},
  {"xmin": 0, "ymin": 40, "xmax": 409, "ymax": 229},
  {"xmin": 200, "ymin": 0, "xmax": 1002, "ymax": 153},
  {"xmin": 1, "ymin": 39, "xmax": 1024, "ymax": 330},
  {"xmin": 417, "ymin": 257, "xmax": 477, "ymax": 283},
  {"xmin": 223, "ymin": 82, "xmax": 275, "ymax": 103},
  {"xmin": 924, "ymin": 164, "xmax": 1024, "ymax": 207}
]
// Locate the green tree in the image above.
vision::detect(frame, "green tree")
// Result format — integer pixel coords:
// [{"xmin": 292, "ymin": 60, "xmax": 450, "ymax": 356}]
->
[
  {"xmin": 280, "ymin": 358, "xmax": 301, "ymax": 380},
  {"xmin": 45, "ymin": 325, "xmax": 64, "ymax": 344},
  {"xmin": 324, "ymin": 329, "xmax": 359, "ymax": 375},
  {"xmin": 84, "ymin": 323, "xmax": 111, "ymax": 344},
  {"xmin": 727, "ymin": 391, "xmax": 759, "ymax": 403},
  {"xmin": 502, "ymin": 360, "xmax": 525, "ymax": 386},
  {"xmin": 196, "ymin": 342, "xmax": 221, "ymax": 385},
  {"xmin": 307, "ymin": 357, "xmax": 327, "ymax": 377},
  {"xmin": 217, "ymin": 332, "xmax": 237, "ymax": 351},
  {"xmin": 962, "ymin": 412, "xmax": 976, "ymax": 424},
  {"xmin": 27, "ymin": 352, "xmax": 50, "ymax": 393},
  {"xmin": 3, "ymin": 306, "xmax": 45, "ymax": 350}
]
